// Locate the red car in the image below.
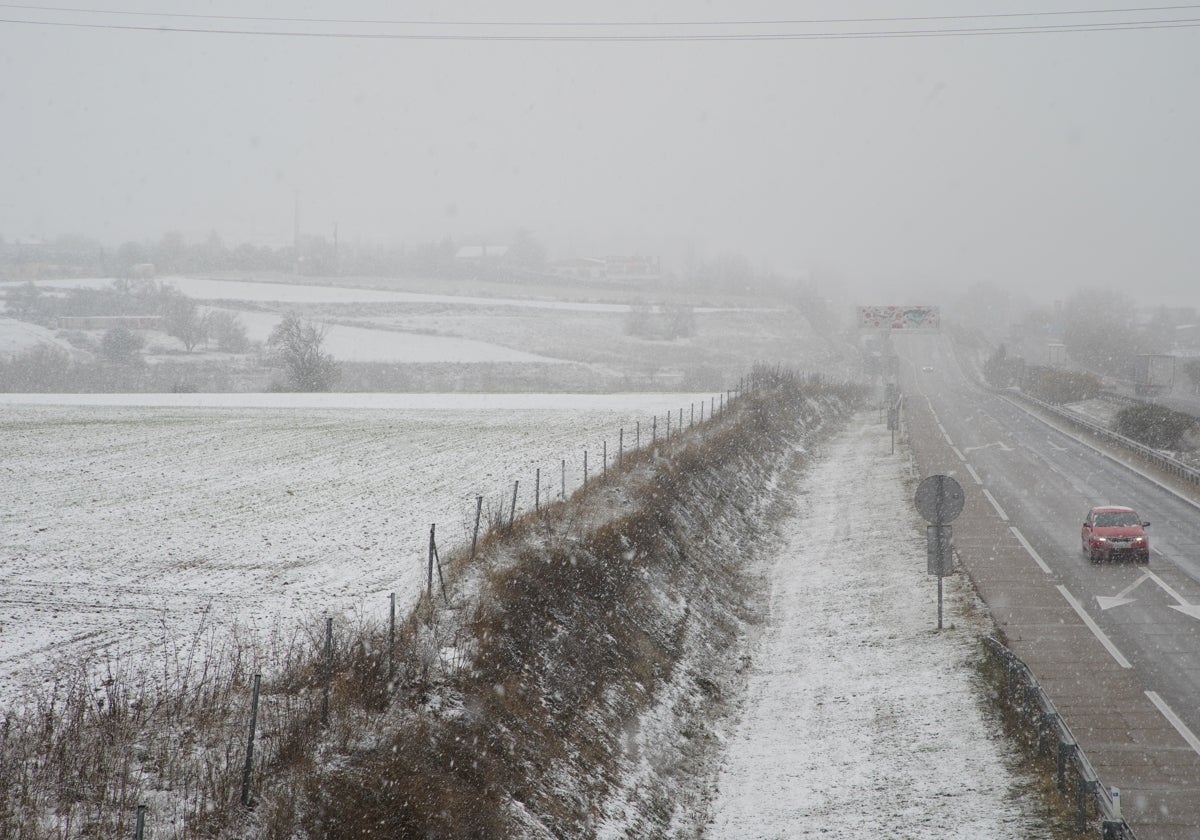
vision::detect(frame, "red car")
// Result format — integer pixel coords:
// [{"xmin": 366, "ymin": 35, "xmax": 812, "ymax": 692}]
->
[{"xmin": 1081, "ymin": 506, "xmax": 1150, "ymax": 564}]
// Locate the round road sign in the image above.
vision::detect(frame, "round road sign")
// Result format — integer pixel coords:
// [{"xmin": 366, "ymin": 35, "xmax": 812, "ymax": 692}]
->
[{"xmin": 914, "ymin": 474, "xmax": 965, "ymax": 524}]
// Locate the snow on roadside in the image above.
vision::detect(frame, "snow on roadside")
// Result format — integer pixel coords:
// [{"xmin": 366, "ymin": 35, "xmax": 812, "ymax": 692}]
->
[{"xmin": 705, "ymin": 413, "xmax": 1048, "ymax": 838}]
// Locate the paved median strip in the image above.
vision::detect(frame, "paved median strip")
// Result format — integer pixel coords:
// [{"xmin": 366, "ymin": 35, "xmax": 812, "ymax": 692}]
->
[{"xmin": 1056, "ymin": 585, "xmax": 1132, "ymax": 668}]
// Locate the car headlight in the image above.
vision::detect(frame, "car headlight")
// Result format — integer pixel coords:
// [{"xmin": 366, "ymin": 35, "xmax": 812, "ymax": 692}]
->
[
  {"xmin": 1094, "ymin": 537, "xmax": 1107, "ymax": 543},
  {"xmin": 1133, "ymin": 537, "xmax": 1146, "ymax": 544}
]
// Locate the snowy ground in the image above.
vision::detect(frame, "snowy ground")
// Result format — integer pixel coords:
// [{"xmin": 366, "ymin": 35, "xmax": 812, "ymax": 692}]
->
[
  {"xmin": 1, "ymin": 395, "xmax": 1049, "ymax": 835},
  {"xmin": 0, "ymin": 391, "xmax": 712, "ymax": 700},
  {"xmin": 704, "ymin": 414, "xmax": 1048, "ymax": 838},
  {"xmin": 0, "ymin": 276, "xmax": 835, "ymax": 380}
]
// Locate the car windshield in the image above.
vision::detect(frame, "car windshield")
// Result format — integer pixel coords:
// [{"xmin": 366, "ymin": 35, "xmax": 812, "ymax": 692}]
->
[{"xmin": 1095, "ymin": 512, "xmax": 1140, "ymax": 527}]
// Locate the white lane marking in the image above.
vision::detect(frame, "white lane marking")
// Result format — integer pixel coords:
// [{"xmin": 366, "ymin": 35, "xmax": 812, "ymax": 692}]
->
[
  {"xmin": 964, "ymin": 463, "xmax": 983, "ymax": 485},
  {"xmin": 997, "ymin": 393, "xmax": 1200, "ymax": 517},
  {"xmin": 1056, "ymin": 585, "xmax": 1132, "ymax": 668},
  {"xmin": 951, "ymin": 446, "xmax": 965, "ymax": 461},
  {"xmin": 1010, "ymin": 526, "xmax": 1052, "ymax": 574},
  {"xmin": 982, "ymin": 488, "xmax": 1009, "ymax": 521},
  {"xmin": 1145, "ymin": 691, "xmax": 1200, "ymax": 757},
  {"xmin": 963, "ymin": 441, "xmax": 1013, "ymax": 453}
]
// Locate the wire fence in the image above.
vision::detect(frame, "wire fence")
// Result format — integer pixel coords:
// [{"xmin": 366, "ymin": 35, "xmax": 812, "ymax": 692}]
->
[{"xmin": 108, "ymin": 381, "xmax": 755, "ymax": 840}]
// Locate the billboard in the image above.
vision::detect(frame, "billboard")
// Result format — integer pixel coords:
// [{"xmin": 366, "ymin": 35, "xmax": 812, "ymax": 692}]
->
[{"xmin": 857, "ymin": 305, "xmax": 940, "ymax": 330}]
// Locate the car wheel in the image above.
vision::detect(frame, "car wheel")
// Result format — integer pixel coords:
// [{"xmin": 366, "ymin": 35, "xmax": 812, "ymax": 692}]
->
[{"xmin": 1089, "ymin": 552, "xmax": 1100, "ymax": 564}]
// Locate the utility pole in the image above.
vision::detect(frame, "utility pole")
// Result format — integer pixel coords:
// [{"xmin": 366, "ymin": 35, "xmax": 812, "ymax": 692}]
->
[{"xmin": 292, "ymin": 191, "xmax": 301, "ymax": 276}]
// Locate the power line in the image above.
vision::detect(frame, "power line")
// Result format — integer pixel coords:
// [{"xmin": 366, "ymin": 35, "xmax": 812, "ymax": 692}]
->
[
  {"xmin": 2, "ymin": 1, "xmax": 1200, "ymax": 27},
  {"xmin": 2, "ymin": 6, "xmax": 1200, "ymax": 40}
]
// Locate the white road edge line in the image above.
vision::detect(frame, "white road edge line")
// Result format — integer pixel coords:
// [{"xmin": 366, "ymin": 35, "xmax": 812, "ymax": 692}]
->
[
  {"xmin": 1056, "ymin": 585, "xmax": 1132, "ymax": 668},
  {"xmin": 1011, "ymin": 526, "xmax": 1052, "ymax": 574},
  {"xmin": 951, "ymin": 446, "xmax": 965, "ymax": 461},
  {"xmin": 982, "ymin": 488, "xmax": 1009, "ymax": 521},
  {"xmin": 965, "ymin": 463, "xmax": 983, "ymax": 485},
  {"xmin": 1145, "ymin": 691, "xmax": 1200, "ymax": 757}
]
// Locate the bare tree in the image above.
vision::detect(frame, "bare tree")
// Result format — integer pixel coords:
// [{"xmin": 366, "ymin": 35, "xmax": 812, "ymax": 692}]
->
[
  {"xmin": 267, "ymin": 312, "xmax": 339, "ymax": 391},
  {"xmin": 100, "ymin": 327, "xmax": 144, "ymax": 364},
  {"xmin": 207, "ymin": 310, "xmax": 250, "ymax": 353},
  {"xmin": 161, "ymin": 291, "xmax": 207, "ymax": 352}
]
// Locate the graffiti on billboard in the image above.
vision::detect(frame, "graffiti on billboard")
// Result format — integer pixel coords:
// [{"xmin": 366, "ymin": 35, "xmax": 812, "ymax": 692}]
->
[{"xmin": 857, "ymin": 305, "xmax": 940, "ymax": 330}]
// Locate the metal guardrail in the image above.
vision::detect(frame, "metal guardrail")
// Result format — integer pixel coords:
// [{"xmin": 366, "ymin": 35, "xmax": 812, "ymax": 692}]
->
[
  {"xmin": 1008, "ymin": 390, "xmax": 1200, "ymax": 488},
  {"xmin": 983, "ymin": 637, "xmax": 1136, "ymax": 839}
]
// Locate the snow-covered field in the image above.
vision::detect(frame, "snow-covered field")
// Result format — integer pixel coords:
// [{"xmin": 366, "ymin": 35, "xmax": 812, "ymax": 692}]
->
[
  {"xmin": 0, "ymin": 391, "xmax": 711, "ymax": 699},
  {"xmin": 0, "ymin": 275, "xmax": 833, "ymax": 379}
]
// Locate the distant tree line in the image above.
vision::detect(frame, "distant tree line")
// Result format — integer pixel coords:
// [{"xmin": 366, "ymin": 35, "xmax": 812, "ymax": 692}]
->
[
  {"xmin": 0, "ymin": 230, "xmax": 469, "ymax": 281},
  {"xmin": 9, "ymin": 280, "xmax": 250, "ymax": 354},
  {"xmin": 1, "ymin": 229, "xmax": 834, "ymax": 304}
]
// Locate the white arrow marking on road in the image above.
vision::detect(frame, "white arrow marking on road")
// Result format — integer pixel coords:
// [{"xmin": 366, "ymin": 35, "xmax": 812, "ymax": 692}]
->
[
  {"xmin": 1096, "ymin": 572, "xmax": 1152, "ymax": 611},
  {"xmin": 1146, "ymin": 570, "xmax": 1200, "ymax": 621},
  {"xmin": 963, "ymin": 441, "xmax": 1014, "ymax": 453}
]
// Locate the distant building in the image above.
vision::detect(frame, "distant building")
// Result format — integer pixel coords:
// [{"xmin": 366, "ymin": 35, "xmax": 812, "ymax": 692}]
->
[
  {"xmin": 603, "ymin": 255, "xmax": 661, "ymax": 284},
  {"xmin": 548, "ymin": 257, "xmax": 606, "ymax": 282},
  {"xmin": 548, "ymin": 255, "xmax": 661, "ymax": 285},
  {"xmin": 454, "ymin": 245, "xmax": 510, "ymax": 265}
]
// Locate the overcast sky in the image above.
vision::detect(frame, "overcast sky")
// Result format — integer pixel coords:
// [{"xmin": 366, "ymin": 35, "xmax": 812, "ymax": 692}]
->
[{"xmin": 2, "ymin": 1, "xmax": 1198, "ymax": 308}]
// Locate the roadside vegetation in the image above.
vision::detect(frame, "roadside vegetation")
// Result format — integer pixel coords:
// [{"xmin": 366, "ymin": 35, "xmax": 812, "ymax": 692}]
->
[{"xmin": 0, "ymin": 367, "xmax": 866, "ymax": 839}]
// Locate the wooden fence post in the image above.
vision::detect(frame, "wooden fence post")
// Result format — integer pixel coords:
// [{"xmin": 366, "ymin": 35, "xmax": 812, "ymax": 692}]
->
[
  {"xmin": 388, "ymin": 592, "xmax": 396, "ymax": 687},
  {"xmin": 509, "ymin": 480, "xmax": 519, "ymax": 528},
  {"xmin": 636, "ymin": 421, "xmax": 640, "ymax": 449},
  {"xmin": 135, "ymin": 804, "xmax": 146, "ymax": 840},
  {"xmin": 583, "ymin": 450, "xmax": 588, "ymax": 489},
  {"xmin": 535, "ymin": 467, "xmax": 541, "ymax": 511},
  {"xmin": 561, "ymin": 458, "xmax": 566, "ymax": 499},
  {"xmin": 427, "ymin": 524, "xmax": 435, "ymax": 597},
  {"xmin": 470, "ymin": 496, "xmax": 482, "ymax": 560},
  {"xmin": 241, "ymin": 673, "xmax": 261, "ymax": 806},
  {"xmin": 321, "ymin": 617, "xmax": 333, "ymax": 728},
  {"xmin": 652, "ymin": 416, "xmax": 657, "ymax": 443},
  {"xmin": 691, "ymin": 403, "xmax": 694, "ymax": 427},
  {"xmin": 603, "ymin": 440, "xmax": 607, "ymax": 476},
  {"xmin": 619, "ymin": 428, "xmax": 623, "ymax": 467},
  {"xmin": 429, "ymin": 525, "xmax": 447, "ymax": 604}
]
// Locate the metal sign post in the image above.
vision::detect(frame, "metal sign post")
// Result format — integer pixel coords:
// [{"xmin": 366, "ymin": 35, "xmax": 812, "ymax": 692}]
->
[{"xmin": 915, "ymin": 475, "xmax": 965, "ymax": 630}]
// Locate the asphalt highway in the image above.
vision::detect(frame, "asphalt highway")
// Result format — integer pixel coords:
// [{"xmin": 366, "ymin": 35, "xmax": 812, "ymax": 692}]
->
[{"xmin": 892, "ymin": 331, "xmax": 1200, "ymax": 839}]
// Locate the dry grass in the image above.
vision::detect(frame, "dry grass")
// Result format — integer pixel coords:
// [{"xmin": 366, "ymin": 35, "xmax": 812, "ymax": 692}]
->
[{"xmin": 0, "ymin": 367, "xmax": 866, "ymax": 839}]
